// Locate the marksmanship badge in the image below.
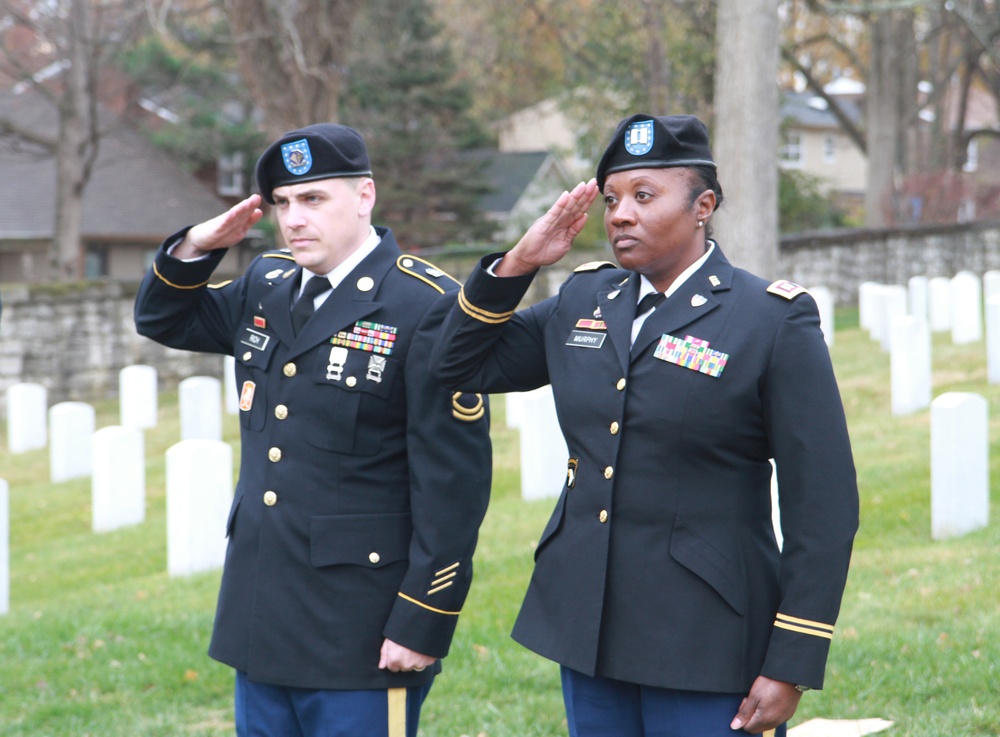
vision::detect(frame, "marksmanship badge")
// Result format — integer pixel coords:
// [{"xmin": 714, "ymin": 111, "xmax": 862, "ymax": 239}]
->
[
  {"xmin": 281, "ymin": 139, "xmax": 313, "ymax": 176},
  {"xmin": 624, "ymin": 120, "xmax": 655, "ymax": 156}
]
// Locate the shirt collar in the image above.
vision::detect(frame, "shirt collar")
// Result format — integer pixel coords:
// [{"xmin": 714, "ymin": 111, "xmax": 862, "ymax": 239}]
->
[
  {"xmin": 636, "ymin": 241, "xmax": 716, "ymax": 301},
  {"xmin": 299, "ymin": 226, "xmax": 381, "ymax": 294}
]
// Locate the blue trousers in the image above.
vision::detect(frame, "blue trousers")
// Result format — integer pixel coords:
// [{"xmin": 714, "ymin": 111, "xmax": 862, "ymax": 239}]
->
[
  {"xmin": 561, "ymin": 667, "xmax": 787, "ymax": 737},
  {"xmin": 235, "ymin": 671, "xmax": 432, "ymax": 737}
]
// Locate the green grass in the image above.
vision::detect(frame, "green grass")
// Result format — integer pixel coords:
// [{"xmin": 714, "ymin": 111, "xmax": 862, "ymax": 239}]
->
[{"xmin": 1, "ymin": 314, "xmax": 999, "ymax": 736}]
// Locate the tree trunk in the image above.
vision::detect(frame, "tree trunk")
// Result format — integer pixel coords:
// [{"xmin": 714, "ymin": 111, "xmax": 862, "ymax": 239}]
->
[
  {"xmin": 865, "ymin": 10, "xmax": 916, "ymax": 227},
  {"xmin": 223, "ymin": 0, "xmax": 364, "ymax": 139},
  {"xmin": 712, "ymin": 0, "xmax": 779, "ymax": 278}
]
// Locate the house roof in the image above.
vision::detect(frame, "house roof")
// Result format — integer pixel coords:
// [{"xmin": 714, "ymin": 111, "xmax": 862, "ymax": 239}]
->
[
  {"xmin": 0, "ymin": 89, "xmax": 228, "ymax": 241},
  {"xmin": 473, "ymin": 150, "xmax": 558, "ymax": 214},
  {"xmin": 781, "ymin": 90, "xmax": 863, "ymax": 131}
]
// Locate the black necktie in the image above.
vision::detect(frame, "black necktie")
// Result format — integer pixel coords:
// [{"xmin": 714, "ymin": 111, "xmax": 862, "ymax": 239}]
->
[
  {"xmin": 634, "ymin": 292, "xmax": 665, "ymax": 319},
  {"xmin": 291, "ymin": 276, "xmax": 331, "ymax": 334}
]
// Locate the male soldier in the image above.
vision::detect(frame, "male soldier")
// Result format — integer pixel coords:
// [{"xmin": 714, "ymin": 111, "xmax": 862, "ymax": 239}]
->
[{"xmin": 135, "ymin": 123, "xmax": 491, "ymax": 737}]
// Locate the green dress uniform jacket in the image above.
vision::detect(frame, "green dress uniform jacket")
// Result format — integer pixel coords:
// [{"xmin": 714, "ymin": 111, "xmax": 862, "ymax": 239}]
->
[
  {"xmin": 431, "ymin": 243, "xmax": 858, "ymax": 693},
  {"xmin": 135, "ymin": 226, "xmax": 491, "ymax": 690}
]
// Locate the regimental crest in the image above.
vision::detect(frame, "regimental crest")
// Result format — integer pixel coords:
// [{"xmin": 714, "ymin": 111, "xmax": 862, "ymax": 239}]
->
[
  {"xmin": 281, "ymin": 139, "xmax": 313, "ymax": 176},
  {"xmin": 624, "ymin": 119, "xmax": 655, "ymax": 156}
]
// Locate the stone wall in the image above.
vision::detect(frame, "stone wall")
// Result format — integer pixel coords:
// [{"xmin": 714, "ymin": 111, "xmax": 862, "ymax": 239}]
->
[
  {"xmin": 0, "ymin": 280, "xmax": 223, "ymax": 415},
  {"xmin": 5, "ymin": 217, "xmax": 1000, "ymax": 413}
]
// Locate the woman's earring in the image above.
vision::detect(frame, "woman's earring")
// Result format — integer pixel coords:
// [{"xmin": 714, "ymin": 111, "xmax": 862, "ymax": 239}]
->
[{"xmin": 697, "ymin": 220, "xmax": 704, "ymax": 228}]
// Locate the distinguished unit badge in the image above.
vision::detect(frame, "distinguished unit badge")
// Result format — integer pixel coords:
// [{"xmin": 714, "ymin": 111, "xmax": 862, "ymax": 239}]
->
[
  {"xmin": 624, "ymin": 119, "xmax": 655, "ymax": 156},
  {"xmin": 281, "ymin": 138, "xmax": 313, "ymax": 176}
]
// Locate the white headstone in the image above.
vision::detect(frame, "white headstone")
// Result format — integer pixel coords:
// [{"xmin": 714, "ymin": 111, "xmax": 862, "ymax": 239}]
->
[
  {"xmin": 858, "ymin": 281, "xmax": 881, "ymax": 333},
  {"xmin": 49, "ymin": 401, "xmax": 95, "ymax": 482},
  {"xmin": 950, "ymin": 271, "xmax": 982, "ymax": 345},
  {"xmin": 504, "ymin": 392, "xmax": 523, "ymax": 429},
  {"xmin": 0, "ymin": 479, "xmax": 8, "ymax": 615},
  {"xmin": 983, "ymin": 269, "xmax": 1000, "ymax": 305},
  {"xmin": 166, "ymin": 439, "xmax": 233, "ymax": 576},
  {"xmin": 907, "ymin": 275, "xmax": 929, "ymax": 321},
  {"xmin": 987, "ymin": 296, "xmax": 1000, "ymax": 384},
  {"xmin": 518, "ymin": 386, "xmax": 568, "ymax": 500},
  {"xmin": 119, "ymin": 364, "xmax": 158, "ymax": 429},
  {"xmin": 930, "ymin": 392, "xmax": 990, "ymax": 540},
  {"xmin": 223, "ymin": 356, "xmax": 239, "ymax": 415},
  {"xmin": 927, "ymin": 276, "xmax": 952, "ymax": 332},
  {"xmin": 809, "ymin": 285, "xmax": 835, "ymax": 347},
  {"xmin": 91, "ymin": 426, "xmax": 146, "ymax": 533},
  {"xmin": 890, "ymin": 316, "xmax": 931, "ymax": 416},
  {"xmin": 872, "ymin": 285, "xmax": 908, "ymax": 351},
  {"xmin": 7, "ymin": 382, "xmax": 48, "ymax": 453},
  {"xmin": 179, "ymin": 376, "xmax": 222, "ymax": 441}
]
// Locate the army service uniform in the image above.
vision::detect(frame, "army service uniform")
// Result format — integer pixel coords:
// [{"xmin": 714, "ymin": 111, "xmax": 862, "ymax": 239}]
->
[
  {"xmin": 431, "ymin": 242, "xmax": 858, "ymax": 694},
  {"xmin": 135, "ymin": 226, "xmax": 491, "ymax": 691}
]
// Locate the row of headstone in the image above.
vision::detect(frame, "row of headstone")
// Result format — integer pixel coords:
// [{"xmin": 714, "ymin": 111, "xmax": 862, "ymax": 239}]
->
[
  {"xmin": 860, "ymin": 271, "xmax": 987, "ymax": 352},
  {"xmin": 6, "ymin": 365, "xmax": 231, "ymax": 458},
  {"xmin": 859, "ymin": 271, "xmax": 1000, "ymax": 418},
  {"xmin": 869, "ymin": 276, "xmax": 991, "ymax": 540},
  {"xmin": 2, "ymin": 367, "xmax": 236, "ymax": 614}
]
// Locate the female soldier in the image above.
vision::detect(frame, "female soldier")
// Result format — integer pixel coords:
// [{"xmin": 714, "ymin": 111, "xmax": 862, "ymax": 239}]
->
[{"xmin": 431, "ymin": 114, "xmax": 858, "ymax": 737}]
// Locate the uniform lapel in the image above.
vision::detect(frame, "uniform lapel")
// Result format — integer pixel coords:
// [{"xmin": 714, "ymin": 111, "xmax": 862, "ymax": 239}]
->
[
  {"xmin": 258, "ymin": 266, "xmax": 299, "ymax": 346},
  {"xmin": 287, "ymin": 238, "xmax": 399, "ymax": 358},
  {"xmin": 630, "ymin": 247, "xmax": 734, "ymax": 360},
  {"xmin": 597, "ymin": 273, "xmax": 639, "ymax": 373}
]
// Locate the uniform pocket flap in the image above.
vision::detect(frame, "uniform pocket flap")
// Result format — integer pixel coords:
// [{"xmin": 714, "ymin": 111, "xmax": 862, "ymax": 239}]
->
[
  {"xmin": 669, "ymin": 515, "xmax": 747, "ymax": 615},
  {"xmin": 310, "ymin": 512, "xmax": 412, "ymax": 568}
]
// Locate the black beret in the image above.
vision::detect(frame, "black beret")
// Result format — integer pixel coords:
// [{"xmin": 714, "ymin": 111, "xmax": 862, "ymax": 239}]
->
[
  {"xmin": 596, "ymin": 113, "xmax": 715, "ymax": 191},
  {"xmin": 255, "ymin": 123, "xmax": 373, "ymax": 204}
]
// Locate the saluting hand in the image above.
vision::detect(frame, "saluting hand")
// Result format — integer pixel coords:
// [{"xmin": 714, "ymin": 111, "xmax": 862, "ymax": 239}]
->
[
  {"xmin": 495, "ymin": 179, "xmax": 600, "ymax": 277},
  {"xmin": 730, "ymin": 675, "xmax": 802, "ymax": 733},
  {"xmin": 171, "ymin": 194, "xmax": 264, "ymax": 260}
]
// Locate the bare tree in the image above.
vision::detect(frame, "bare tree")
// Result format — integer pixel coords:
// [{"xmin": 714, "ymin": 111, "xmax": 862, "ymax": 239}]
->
[
  {"xmin": 0, "ymin": 0, "xmax": 147, "ymax": 280},
  {"xmin": 713, "ymin": 0, "xmax": 780, "ymax": 277},
  {"xmin": 221, "ymin": 0, "xmax": 364, "ymax": 139}
]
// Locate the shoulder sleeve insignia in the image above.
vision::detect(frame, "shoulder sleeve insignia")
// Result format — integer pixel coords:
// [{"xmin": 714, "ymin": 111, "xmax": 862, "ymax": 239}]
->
[
  {"xmin": 452, "ymin": 392, "xmax": 485, "ymax": 422},
  {"xmin": 574, "ymin": 261, "xmax": 616, "ymax": 273},
  {"xmin": 208, "ymin": 279, "xmax": 233, "ymax": 290},
  {"xmin": 767, "ymin": 279, "xmax": 808, "ymax": 300},
  {"xmin": 397, "ymin": 255, "xmax": 461, "ymax": 294}
]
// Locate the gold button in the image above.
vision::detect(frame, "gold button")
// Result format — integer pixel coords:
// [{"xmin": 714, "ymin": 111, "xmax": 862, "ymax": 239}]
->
[
  {"xmin": 268, "ymin": 447, "xmax": 282, "ymax": 462},
  {"xmin": 616, "ymin": 378, "xmax": 626, "ymax": 391},
  {"xmin": 610, "ymin": 421, "xmax": 620, "ymax": 435},
  {"xmin": 346, "ymin": 376, "xmax": 357, "ymax": 387},
  {"xmin": 604, "ymin": 466, "xmax": 614, "ymax": 479},
  {"xmin": 274, "ymin": 405, "xmax": 288, "ymax": 420},
  {"xmin": 242, "ymin": 351, "xmax": 252, "ymax": 362},
  {"xmin": 283, "ymin": 362, "xmax": 297, "ymax": 377},
  {"xmin": 599, "ymin": 510, "xmax": 609, "ymax": 523},
  {"xmin": 263, "ymin": 491, "xmax": 277, "ymax": 506},
  {"xmin": 369, "ymin": 552, "xmax": 381, "ymax": 564}
]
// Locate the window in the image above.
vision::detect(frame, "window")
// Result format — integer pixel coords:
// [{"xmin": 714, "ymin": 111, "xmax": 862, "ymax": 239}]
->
[
  {"xmin": 779, "ymin": 131, "xmax": 804, "ymax": 168},
  {"xmin": 218, "ymin": 152, "xmax": 246, "ymax": 197},
  {"xmin": 85, "ymin": 245, "xmax": 109, "ymax": 279},
  {"xmin": 823, "ymin": 134, "xmax": 837, "ymax": 164}
]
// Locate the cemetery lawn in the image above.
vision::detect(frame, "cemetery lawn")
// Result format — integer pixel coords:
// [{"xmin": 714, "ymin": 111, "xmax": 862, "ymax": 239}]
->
[{"xmin": 1, "ymin": 312, "xmax": 998, "ymax": 737}]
